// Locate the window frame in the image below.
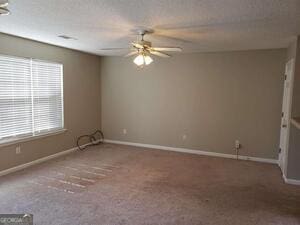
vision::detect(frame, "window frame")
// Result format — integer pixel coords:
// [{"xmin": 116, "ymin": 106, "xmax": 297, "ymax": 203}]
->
[{"xmin": 0, "ymin": 54, "xmax": 66, "ymax": 147}]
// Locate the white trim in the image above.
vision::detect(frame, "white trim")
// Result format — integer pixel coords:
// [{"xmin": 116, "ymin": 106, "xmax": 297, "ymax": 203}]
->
[
  {"xmin": 30, "ymin": 59, "xmax": 35, "ymax": 134},
  {"xmin": 279, "ymin": 58, "xmax": 295, "ymax": 176},
  {"xmin": 0, "ymin": 129, "xmax": 67, "ymax": 148},
  {"xmin": 0, "ymin": 142, "xmax": 91, "ymax": 178},
  {"xmin": 104, "ymin": 139, "xmax": 278, "ymax": 164},
  {"xmin": 283, "ymin": 173, "xmax": 300, "ymax": 186},
  {"xmin": 60, "ymin": 64, "xmax": 65, "ymax": 130}
]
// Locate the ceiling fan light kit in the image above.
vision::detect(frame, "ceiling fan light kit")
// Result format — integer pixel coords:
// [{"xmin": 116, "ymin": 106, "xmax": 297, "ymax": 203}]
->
[
  {"xmin": 0, "ymin": 0, "xmax": 10, "ymax": 16},
  {"xmin": 133, "ymin": 53, "xmax": 153, "ymax": 67}
]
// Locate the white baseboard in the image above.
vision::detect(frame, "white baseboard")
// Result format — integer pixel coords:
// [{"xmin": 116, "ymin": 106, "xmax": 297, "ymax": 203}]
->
[
  {"xmin": 283, "ymin": 173, "xmax": 300, "ymax": 186},
  {"xmin": 104, "ymin": 139, "xmax": 278, "ymax": 164},
  {"xmin": 0, "ymin": 144, "xmax": 84, "ymax": 178}
]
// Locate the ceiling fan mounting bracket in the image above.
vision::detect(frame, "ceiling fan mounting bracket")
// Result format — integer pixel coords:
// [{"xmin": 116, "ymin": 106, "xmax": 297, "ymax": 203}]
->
[{"xmin": 132, "ymin": 28, "xmax": 154, "ymax": 36}]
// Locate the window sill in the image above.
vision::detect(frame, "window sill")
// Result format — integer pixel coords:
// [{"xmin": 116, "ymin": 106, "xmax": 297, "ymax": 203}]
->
[{"xmin": 0, "ymin": 129, "xmax": 67, "ymax": 148}]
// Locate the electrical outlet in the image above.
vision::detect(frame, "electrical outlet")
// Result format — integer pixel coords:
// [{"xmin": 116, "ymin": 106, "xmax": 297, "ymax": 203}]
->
[
  {"xmin": 182, "ymin": 134, "xmax": 187, "ymax": 141},
  {"xmin": 123, "ymin": 129, "xmax": 127, "ymax": 135},
  {"xmin": 235, "ymin": 140, "xmax": 241, "ymax": 149},
  {"xmin": 16, "ymin": 146, "xmax": 21, "ymax": 154}
]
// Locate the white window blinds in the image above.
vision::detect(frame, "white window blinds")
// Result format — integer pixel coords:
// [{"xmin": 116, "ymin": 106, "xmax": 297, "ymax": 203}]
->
[
  {"xmin": 0, "ymin": 55, "xmax": 32, "ymax": 139},
  {"xmin": 32, "ymin": 60, "xmax": 64, "ymax": 134},
  {"xmin": 0, "ymin": 54, "xmax": 64, "ymax": 142}
]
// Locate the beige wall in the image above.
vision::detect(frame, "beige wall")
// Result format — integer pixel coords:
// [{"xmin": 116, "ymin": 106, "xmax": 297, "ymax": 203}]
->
[
  {"xmin": 0, "ymin": 33, "xmax": 101, "ymax": 171},
  {"xmin": 287, "ymin": 125, "xmax": 300, "ymax": 180},
  {"xmin": 287, "ymin": 37, "xmax": 300, "ymax": 180},
  {"xmin": 101, "ymin": 49, "xmax": 286, "ymax": 159},
  {"xmin": 291, "ymin": 38, "xmax": 300, "ymax": 117}
]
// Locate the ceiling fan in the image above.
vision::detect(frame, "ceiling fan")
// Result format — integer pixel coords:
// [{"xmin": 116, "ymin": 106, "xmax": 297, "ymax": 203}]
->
[{"xmin": 100, "ymin": 29, "xmax": 182, "ymax": 67}]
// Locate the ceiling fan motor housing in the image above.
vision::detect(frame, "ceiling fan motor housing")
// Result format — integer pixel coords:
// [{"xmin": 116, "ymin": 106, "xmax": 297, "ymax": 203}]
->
[{"xmin": 138, "ymin": 40, "xmax": 152, "ymax": 48}]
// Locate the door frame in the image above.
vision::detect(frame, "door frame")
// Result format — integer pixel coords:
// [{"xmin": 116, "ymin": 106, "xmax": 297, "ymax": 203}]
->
[{"xmin": 279, "ymin": 58, "xmax": 295, "ymax": 176}]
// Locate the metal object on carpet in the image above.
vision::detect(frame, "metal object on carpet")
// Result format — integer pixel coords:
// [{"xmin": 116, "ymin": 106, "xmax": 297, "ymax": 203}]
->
[{"xmin": 76, "ymin": 130, "xmax": 104, "ymax": 151}]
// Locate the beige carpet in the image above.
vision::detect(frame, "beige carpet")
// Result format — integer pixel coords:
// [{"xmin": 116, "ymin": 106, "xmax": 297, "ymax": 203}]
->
[{"xmin": 0, "ymin": 143, "xmax": 299, "ymax": 225}]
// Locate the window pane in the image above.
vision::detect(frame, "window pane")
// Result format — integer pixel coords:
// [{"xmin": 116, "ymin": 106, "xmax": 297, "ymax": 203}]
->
[
  {"xmin": 32, "ymin": 60, "xmax": 63, "ymax": 133},
  {"xmin": 0, "ymin": 55, "xmax": 32, "ymax": 139}
]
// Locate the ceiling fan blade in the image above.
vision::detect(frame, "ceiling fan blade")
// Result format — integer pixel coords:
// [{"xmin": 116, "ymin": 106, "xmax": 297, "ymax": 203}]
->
[
  {"xmin": 150, "ymin": 50, "xmax": 171, "ymax": 58},
  {"xmin": 124, "ymin": 51, "xmax": 138, "ymax": 57},
  {"xmin": 0, "ymin": 0, "xmax": 8, "ymax": 7},
  {"xmin": 132, "ymin": 42, "xmax": 144, "ymax": 49},
  {"xmin": 0, "ymin": 7, "xmax": 9, "ymax": 15},
  {"xmin": 100, "ymin": 48, "xmax": 130, "ymax": 51},
  {"xmin": 151, "ymin": 47, "xmax": 182, "ymax": 52}
]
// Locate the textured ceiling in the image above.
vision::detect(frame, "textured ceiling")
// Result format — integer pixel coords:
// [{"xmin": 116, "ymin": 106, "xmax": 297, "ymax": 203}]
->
[{"xmin": 0, "ymin": 0, "xmax": 300, "ymax": 56}]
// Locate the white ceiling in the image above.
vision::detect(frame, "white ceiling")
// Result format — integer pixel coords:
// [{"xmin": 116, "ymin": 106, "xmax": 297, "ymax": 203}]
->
[{"xmin": 0, "ymin": 0, "xmax": 300, "ymax": 56}]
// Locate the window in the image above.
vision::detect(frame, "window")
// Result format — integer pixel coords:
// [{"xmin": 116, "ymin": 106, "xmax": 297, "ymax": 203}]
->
[{"xmin": 0, "ymin": 54, "xmax": 64, "ymax": 144}]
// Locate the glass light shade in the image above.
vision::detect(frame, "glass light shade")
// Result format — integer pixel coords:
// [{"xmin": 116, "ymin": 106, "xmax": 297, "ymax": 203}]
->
[
  {"xmin": 133, "ymin": 54, "xmax": 153, "ymax": 66},
  {"xmin": 133, "ymin": 54, "xmax": 144, "ymax": 66},
  {"xmin": 144, "ymin": 55, "xmax": 153, "ymax": 65}
]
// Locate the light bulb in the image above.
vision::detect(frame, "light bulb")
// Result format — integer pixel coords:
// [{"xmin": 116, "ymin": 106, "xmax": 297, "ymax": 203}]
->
[
  {"xmin": 144, "ymin": 55, "xmax": 153, "ymax": 65},
  {"xmin": 133, "ymin": 54, "xmax": 145, "ymax": 66}
]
